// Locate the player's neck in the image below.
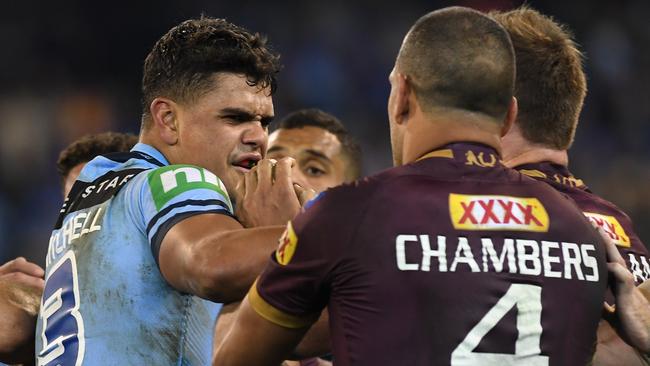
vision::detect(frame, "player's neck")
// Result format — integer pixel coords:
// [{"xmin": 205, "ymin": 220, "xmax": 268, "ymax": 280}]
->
[
  {"xmin": 501, "ymin": 124, "xmax": 569, "ymax": 168},
  {"xmin": 139, "ymin": 133, "xmax": 177, "ymax": 165},
  {"xmin": 402, "ymin": 112, "xmax": 503, "ymax": 164}
]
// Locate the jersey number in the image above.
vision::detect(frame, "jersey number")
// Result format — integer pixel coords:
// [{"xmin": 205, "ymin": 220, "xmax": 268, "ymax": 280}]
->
[
  {"xmin": 451, "ymin": 284, "xmax": 548, "ymax": 366},
  {"xmin": 38, "ymin": 252, "xmax": 85, "ymax": 366}
]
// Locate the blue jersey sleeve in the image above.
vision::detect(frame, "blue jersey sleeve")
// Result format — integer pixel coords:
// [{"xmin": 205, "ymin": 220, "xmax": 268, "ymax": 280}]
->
[{"xmin": 127, "ymin": 164, "xmax": 235, "ymax": 264}]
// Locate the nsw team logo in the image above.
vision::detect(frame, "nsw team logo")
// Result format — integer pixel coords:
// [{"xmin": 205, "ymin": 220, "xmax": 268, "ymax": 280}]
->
[
  {"xmin": 449, "ymin": 194, "xmax": 549, "ymax": 232},
  {"xmin": 584, "ymin": 212, "xmax": 631, "ymax": 247},
  {"xmin": 276, "ymin": 222, "xmax": 298, "ymax": 265}
]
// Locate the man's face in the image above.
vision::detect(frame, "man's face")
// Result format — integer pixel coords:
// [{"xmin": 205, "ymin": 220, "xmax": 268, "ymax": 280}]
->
[
  {"xmin": 267, "ymin": 126, "xmax": 347, "ymax": 193},
  {"xmin": 63, "ymin": 162, "xmax": 85, "ymax": 197},
  {"xmin": 387, "ymin": 67, "xmax": 405, "ymax": 166},
  {"xmin": 173, "ymin": 73, "xmax": 274, "ymax": 199}
]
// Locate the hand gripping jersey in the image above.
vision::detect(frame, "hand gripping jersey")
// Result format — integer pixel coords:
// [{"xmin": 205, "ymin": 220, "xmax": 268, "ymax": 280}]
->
[
  {"xmin": 516, "ymin": 162, "xmax": 649, "ymax": 284},
  {"xmin": 251, "ymin": 143, "xmax": 607, "ymax": 366},
  {"xmin": 35, "ymin": 143, "xmax": 233, "ymax": 365}
]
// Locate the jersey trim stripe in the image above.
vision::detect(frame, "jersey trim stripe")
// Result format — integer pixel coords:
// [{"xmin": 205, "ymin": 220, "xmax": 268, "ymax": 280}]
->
[
  {"xmin": 248, "ymin": 279, "xmax": 319, "ymax": 329},
  {"xmin": 416, "ymin": 148, "xmax": 454, "ymax": 162},
  {"xmin": 150, "ymin": 208, "xmax": 234, "ymax": 265},
  {"xmin": 104, "ymin": 151, "xmax": 166, "ymax": 167},
  {"xmin": 145, "ymin": 199, "xmax": 231, "ymax": 236}
]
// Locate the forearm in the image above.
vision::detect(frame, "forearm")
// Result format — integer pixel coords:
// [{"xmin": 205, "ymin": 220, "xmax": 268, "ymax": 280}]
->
[
  {"xmin": 290, "ymin": 310, "xmax": 331, "ymax": 359},
  {"xmin": 0, "ymin": 280, "xmax": 40, "ymax": 363},
  {"xmin": 184, "ymin": 226, "xmax": 285, "ymax": 303},
  {"xmin": 213, "ymin": 302, "xmax": 240, "ymax": 354},
  {"xmin": 610, "ymin": 285, "xmax": 650, "ymax": 354},
  {"xmin": 214, "ymin": 296, "xmax": 308, "ymax": 366}
]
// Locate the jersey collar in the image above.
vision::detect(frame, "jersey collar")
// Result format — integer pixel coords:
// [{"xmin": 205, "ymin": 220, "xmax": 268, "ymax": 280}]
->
[{"xmin": 131, "ymin": 143, "xmax": 170, "ymax": 167}]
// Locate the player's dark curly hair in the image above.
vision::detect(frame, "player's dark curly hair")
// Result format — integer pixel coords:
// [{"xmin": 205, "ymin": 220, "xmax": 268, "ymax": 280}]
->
[
  {"xmin": 57, "ymin": 132, "xmax": 139, "ymax": 181},
  {"xmin": 141, "ymin": 17, "xmax": 281, "ymax": 128}
]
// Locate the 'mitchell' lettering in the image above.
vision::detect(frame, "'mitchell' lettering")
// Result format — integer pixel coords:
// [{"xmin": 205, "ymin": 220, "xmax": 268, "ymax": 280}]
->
[
  {"xmin": 395, "ymin": 234, "xmax": 599, "ymax": 282},
  {"xmin": 47, "ymin": 206, "xmax": 104, "ymax": 266}
]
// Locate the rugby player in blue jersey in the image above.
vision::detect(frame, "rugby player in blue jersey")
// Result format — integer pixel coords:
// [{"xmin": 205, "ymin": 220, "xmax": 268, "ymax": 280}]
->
[
  {"xmin": 1, "ymin": 132, "xmax": 137, "ymax": 364},
  {"xmin": 491, "ymin": 7, "xmax": 650, "ymax": 365},
  {"xmin": 35, "ymin": 17, "xmax": 311, "ymax": 365}
]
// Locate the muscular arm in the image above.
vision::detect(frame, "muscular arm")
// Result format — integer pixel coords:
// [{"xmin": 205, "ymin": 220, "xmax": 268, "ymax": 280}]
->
[
  {"xmin": 0, "ymin": 279, "xmax": 40, "ymax": 363},
  {"xmin": 213, "ymin": 296, "xmax": 309, "ymax": 366},
  {"xmin": 158, "ymin": 213, "xmax": 285, "ymax": 303}
]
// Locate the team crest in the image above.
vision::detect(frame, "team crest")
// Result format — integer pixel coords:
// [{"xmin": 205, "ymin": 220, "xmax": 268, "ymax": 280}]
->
[{"xmin": 276, "ymin": 222, "xmax": 298, "ymax": 265}]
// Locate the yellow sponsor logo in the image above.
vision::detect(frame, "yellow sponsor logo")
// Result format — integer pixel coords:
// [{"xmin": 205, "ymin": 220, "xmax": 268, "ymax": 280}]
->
[
  {"xmin": 276, "ymin": 222, "xmax": 298, "ymax": 265},
  {"xmin": 449, "ymin": 194, "xmax": 549, "ymax": 232},
  {"xmin": 583, "ymin": 212, "xmax": 631, "ymax": 247}
]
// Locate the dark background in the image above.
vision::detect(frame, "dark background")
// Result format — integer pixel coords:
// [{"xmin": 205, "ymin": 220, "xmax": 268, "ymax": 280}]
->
[{"xmin": 1, "ymin": 0, "xmax": 648, "ymax": 266}]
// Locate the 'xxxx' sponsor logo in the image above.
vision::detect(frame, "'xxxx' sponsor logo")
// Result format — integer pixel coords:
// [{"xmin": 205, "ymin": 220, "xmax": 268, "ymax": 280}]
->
[
  {"xmin": 449, "ymin": 194, "xmax": 549, "ymax": 232},
  {"xmin": 584, "ymin": 212, "xmax": 631, "ymax": 247}
]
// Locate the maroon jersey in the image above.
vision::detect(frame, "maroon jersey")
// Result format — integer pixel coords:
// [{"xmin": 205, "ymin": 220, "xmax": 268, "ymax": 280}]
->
[
  {"xmin": 516, "ymin": 162, "xmax": 649, "ymax": 285},
  {"xmin": 251, "ymin": 143, "xmax": 607, "ymax": 366}
]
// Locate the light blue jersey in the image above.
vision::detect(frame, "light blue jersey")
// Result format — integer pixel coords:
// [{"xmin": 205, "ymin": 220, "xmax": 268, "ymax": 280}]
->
[{"xmin": 35, "ymin": 143, "xmax": 233, "ymax": 365}]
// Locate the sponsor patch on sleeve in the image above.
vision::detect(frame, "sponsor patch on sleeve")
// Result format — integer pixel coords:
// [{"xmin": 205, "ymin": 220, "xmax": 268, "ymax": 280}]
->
[
  {"xmin": 147, "ymin": 165, "xmax": 231, "ymax": 211},
  {"xmin": 449, "ymin": 194, "xmax": 549, "ymax": 232},
  {"xmin": 276, "ymin": 222, "xmax": 298, "ymax": 265},
  {"xmin": 583, "ymin": 212, "xmax": 631, "ymax": 247}
]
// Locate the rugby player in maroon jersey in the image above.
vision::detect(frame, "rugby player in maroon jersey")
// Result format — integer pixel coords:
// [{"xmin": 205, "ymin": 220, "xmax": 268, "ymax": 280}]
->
[
  {"xmin": 215, "ymin": 7, "xmax": 611, "ymax": 366},
  {"xmin": 492, "ymin": 7, "xmax": 650, "ymax": 365}
]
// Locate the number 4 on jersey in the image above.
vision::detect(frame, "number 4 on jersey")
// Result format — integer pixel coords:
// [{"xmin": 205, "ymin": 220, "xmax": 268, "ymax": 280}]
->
[{"xmin": 451, "ymin": 284, "xmax": 549, "ymax": 366}]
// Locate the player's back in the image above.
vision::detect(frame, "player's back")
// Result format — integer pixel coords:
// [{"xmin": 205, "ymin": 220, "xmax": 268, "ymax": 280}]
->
[
  {"xmin": 295, "ymin": 143, "xmax": 606, "ymax": 366},
  {"xmin": 35, "ymin": 144, "xmax": 227, "ymax": 365},
  {"xmin": 516, "ymin": 161, "xmax": 649, "ymax": 283}
]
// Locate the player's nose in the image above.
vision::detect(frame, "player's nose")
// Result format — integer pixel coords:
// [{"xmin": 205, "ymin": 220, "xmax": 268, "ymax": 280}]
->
[{"xmin": 241, "ymin": 122, "xmax": 267, "ymax": 151}]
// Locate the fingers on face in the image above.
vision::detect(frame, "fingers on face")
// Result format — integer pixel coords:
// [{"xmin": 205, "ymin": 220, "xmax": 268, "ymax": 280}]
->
[
  {"xmin": 256, "ymin": 159, "xmax": 275, "ymax": 188},
  {"xmin": 245, "ymin": 164, "xmax": 258, "ymax": 195},
  {"xmin": 274, "ymin": 158, "xmax": 295, "ymax": 188}
]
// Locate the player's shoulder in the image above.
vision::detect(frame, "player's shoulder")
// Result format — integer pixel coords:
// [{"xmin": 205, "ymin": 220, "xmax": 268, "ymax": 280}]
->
[
  {"xmin": 569, "ymin": 186, "xmax": 631, "ymax": 219},
  {"xmin": 138, "ymin": 164, "xmax": 232, "ymax": 210}
]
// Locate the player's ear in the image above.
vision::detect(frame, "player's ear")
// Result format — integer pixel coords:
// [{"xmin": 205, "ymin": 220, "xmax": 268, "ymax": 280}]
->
[
  {"xmin": 501, "ymin": 96, "xmax": 518, "ymax": 137},
  {"xmin": 150, "ymin": 97, "xmax": 179, "ymax": 145},
  {"xmin": 394, "ymin": 72, "xmax": 411, "ymax": 126}
]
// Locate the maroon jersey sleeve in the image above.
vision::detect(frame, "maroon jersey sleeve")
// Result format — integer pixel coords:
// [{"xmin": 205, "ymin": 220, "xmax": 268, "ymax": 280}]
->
[{"xmin": 249, "ymin": 188, "xmax": 366, "ymax": 328}]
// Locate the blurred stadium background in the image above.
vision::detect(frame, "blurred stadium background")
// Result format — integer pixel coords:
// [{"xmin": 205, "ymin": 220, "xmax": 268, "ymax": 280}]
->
[{"xmin": 0, "ymin": 0, "xmax": 648, "ymax": 267}]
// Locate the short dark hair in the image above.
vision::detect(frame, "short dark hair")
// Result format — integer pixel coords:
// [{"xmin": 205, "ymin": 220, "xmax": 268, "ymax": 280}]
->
[
  {"xmin": 141, "ymin": 17, "xmax": 281, "ymax": 128},
  {"xmin": 57, "ymin": 132, "xmax": 139, "ymax": 180},
  {"xmin": 276, "ymin": 108, "xmax": 363, "ymax": 180},
  {"xmin": 491, "ymin": 7, "xmax": 587, "ymax": 149},
  {"xmin": 398, "ymin": 6, "xmax": 515, "ymax": 120}
]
